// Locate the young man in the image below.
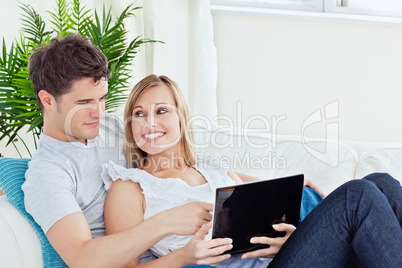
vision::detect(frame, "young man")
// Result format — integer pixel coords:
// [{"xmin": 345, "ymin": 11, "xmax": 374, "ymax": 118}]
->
[{"xmin": 22, "ymin": 34, "xmax": 216, "ymax": 267}]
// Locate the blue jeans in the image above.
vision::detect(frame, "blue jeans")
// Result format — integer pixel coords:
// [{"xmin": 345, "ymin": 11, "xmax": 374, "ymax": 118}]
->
[{"xmin": 269, "ymin": 173, "xmax": 402, "ymax": 267}]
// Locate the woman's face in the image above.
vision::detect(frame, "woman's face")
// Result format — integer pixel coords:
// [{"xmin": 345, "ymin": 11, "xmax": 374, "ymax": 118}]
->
[{"xmin": 131, "ymin": 84, "xmax": 182, "ymax": 156}]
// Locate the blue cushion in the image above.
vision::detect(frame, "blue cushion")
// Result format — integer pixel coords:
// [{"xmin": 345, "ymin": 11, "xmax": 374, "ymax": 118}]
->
[
  {"xmin": 300, "ymin": 186, "xmax": 323, "ymax": 222},
  {"xmin": 0, "ymin": 157, "xmax": 67, "ymax": 267}
]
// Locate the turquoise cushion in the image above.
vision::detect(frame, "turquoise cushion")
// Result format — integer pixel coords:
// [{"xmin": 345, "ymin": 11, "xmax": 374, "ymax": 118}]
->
[
  {"xmin": 0, "ymin": 157, "xmax": 67, "ymax": 267},
  {"xmin": 300, "ymin": 186, "xmax": 323, "ymax": 222}
]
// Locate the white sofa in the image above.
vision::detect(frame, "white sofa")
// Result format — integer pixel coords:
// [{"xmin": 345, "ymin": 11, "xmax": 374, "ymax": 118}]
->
[{"xmin": 1, "ymin": 124, "xmax": 402, "ymax": 267}]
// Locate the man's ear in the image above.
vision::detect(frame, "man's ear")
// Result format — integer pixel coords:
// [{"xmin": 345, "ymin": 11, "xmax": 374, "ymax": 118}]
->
[{"xmin": 38, "ymin": 90, "xmax": 56, "ymax": 112}]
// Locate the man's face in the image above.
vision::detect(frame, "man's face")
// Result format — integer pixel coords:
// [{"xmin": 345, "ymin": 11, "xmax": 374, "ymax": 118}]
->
[{"xmin": 49, "ymin": 77, "xmax": 108, "ymax": 144}]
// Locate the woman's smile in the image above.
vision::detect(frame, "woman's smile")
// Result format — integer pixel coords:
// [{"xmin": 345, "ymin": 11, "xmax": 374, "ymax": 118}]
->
[{"xmin": 142, "ymin": 131, "xmax": 166, "ymax": 142}]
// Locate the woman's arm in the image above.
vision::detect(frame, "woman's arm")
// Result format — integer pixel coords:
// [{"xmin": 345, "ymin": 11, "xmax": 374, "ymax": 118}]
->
[
  {"xmin": 140, "ymin": 222, "xmax": 232, "ymax": 267},
  {"xmin": 104, "ymin": 179, "xmax": 145, "ymax": 267},
  {"xmin": 104, "ymin": 179, "xmax": 232, "ymax": 267}
]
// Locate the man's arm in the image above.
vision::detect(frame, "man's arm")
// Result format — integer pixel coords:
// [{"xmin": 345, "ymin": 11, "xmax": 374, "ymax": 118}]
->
[
  {"xmin": 47, "ymin": 211, "xmax": 166, "ymax": 268},
  {"xmin": 227, "ymin": 169, "xmax": 244, "ymax": 184},
  {"xmin": 47, "ymin": 192, "xmax": 213, "ymax": 268},
  {"xmin": 235, "ymin": 172, "xmax": 260, "ymax": 183}
]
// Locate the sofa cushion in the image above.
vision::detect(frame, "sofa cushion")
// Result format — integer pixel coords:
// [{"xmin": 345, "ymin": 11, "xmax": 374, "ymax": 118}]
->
[
  {"xmin": 194, "ymin": 125, "xmax": 358, "ymax": 195},
  {"xmin": 355, "ymin": 146, "xmax": 402, "ymax": 183},
  {"xmin": 0, "ymin": 196, "xmax": 43, "ymax": 267},
  {"xmin": 0, "ymin": 157, "xmax": 67, "ymax": 267}
]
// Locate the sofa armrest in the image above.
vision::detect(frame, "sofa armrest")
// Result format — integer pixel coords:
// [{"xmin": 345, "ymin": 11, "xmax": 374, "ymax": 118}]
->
[{"xmin": 0, "ymin": 195, "xmax": 43, "ymax": 267}]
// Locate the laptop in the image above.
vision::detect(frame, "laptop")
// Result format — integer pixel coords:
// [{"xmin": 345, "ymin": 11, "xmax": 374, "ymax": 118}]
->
[{"xmin": 211, "ymin": 174, "xmax": 304, "ymax": 255}]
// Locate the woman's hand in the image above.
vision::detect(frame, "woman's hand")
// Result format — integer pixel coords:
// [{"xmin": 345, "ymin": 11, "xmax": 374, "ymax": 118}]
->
[
  {"xmin": 182, "ymin": 222, "xmax": 232, "ymax": 266},
  {"xmin": 241, "ymin": 223, "xmax": 296, "ymax": 259},
  {"xmin": 159, "ymin": 202, "xmax": 213, "ymax": 236}
]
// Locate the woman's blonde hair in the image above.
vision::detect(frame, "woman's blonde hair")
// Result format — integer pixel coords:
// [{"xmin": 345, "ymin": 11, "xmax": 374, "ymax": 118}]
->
[{"xmin": 124, "ymin": 74, "xmax": 197, "ymax": 168}]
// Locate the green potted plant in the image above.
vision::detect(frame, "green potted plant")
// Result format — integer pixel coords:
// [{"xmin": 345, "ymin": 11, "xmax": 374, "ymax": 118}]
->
[{"xmin": 0, "ymin": 0, "xmax": 159, "ymax": 157}]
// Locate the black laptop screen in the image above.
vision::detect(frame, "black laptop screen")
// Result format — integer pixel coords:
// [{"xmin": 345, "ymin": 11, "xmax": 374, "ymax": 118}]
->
[{"xmin": 212, "ymin": 174, "xmax": 304, "ymax": 255}]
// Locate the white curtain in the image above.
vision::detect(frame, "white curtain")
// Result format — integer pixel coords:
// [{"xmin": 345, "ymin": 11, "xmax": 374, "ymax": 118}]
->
[{"xmin": 135, "ymin": 0, "xmax": 218, "ymax": 119}]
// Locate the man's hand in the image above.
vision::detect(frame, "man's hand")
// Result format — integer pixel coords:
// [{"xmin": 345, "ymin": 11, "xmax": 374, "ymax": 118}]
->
[
  {"xmin": 181, "ymin": 222, "xmax": 232, "ymax": 266},
  {"xmin": 159, "ymin": 202, "xmax": 213, "ymax": 236},
  {"xmin": 241, "ymin": 223, "xmax": 296, "ymax": 259},
  {"xmin": 304, "ymin": 179, "xmax": 325, "ymax": 198}
]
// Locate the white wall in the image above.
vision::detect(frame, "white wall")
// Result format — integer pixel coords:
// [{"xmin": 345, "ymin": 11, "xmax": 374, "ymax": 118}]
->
[{"xmin": 212, "ymin": 11, "xmax": 402, "ymax": 143}]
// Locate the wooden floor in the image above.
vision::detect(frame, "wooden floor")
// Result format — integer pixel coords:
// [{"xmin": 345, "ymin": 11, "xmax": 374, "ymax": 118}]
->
[{"xmin": 0, "ymin": 189, "xmax": 4, "ymax": 196}]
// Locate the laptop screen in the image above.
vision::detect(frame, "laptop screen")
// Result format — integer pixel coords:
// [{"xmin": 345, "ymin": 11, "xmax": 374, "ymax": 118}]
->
[{"xmin": 212, "ymin": 174, "xmax": 304, "ymax": 255}]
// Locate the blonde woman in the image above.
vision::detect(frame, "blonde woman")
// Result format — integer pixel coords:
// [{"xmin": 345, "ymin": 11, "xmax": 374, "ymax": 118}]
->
[
  {"xmin": 102, "ymin": 74, "xmax": 274, "ymax": 267},
  {"xmin": 102, "ymin": 75, "xmax": 402, "ymax": 268}
]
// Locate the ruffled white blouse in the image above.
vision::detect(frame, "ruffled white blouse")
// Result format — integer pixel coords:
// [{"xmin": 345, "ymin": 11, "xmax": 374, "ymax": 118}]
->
[{"xmin": 101, "ymin": 153, "xmax": 235, "ymax": 257}]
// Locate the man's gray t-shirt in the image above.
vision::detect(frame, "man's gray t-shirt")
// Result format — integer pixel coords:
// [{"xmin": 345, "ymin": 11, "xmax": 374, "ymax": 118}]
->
[{"xmin": 22, "ymin": 113, "xmax": 126, "ymax": 238}]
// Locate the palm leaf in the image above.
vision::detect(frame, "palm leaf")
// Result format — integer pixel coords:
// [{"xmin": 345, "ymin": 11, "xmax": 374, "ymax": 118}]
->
[
  {"xmin": 18, "ymin": 3, "xmax": 52, "ymax": 45},
  {"xmin": 48, "ymin": 0, "xmax": 70, "ymax": 35},
  {"xmin": 71, "ymin": 0, "xmax": 92, "ymax": 34}
]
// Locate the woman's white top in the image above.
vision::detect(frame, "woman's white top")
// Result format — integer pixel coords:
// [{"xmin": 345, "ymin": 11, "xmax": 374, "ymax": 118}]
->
[{"xmin": 101, "ymin": 153, "xmax": 235, "ymax": 257}]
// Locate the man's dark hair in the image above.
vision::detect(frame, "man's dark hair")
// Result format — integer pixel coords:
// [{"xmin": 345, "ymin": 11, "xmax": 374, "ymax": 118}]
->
[{"xmin": 28, "ymin": 34, "xmax": 111, "ymax": 109}]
